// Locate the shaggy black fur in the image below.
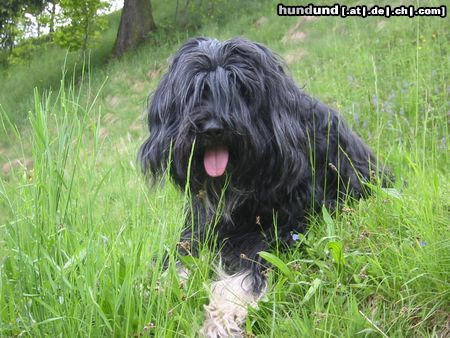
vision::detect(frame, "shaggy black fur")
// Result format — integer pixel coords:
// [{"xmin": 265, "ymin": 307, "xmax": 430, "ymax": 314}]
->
[{"xmin": 139, "ymin": 37, "xmax": 389, "ymax": 292}]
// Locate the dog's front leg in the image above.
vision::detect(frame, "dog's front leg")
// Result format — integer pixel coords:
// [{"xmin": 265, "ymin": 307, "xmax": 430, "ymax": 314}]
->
[
  {"xmin": 201, "ymin": 268, "xmax": 267, "ymax": 338},
  {"xmin": 200, "ymin": 233, "xmax": 269, "ymax": 338}
]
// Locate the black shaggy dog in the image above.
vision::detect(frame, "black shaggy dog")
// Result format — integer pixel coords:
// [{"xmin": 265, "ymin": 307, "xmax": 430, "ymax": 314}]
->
[{"xmin": 139, "ymin": 37, "xmax": 389, "ymax": 337}]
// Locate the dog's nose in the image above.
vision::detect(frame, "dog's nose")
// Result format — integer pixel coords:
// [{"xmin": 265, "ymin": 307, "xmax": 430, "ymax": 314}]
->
[{"xmin": 203, "ymin": 120, "xmax": 223, "ymax": 136}]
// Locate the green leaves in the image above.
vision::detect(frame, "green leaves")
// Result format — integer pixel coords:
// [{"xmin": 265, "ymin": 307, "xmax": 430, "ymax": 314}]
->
[
  {"xmin": 54, "ymin": 0, "xmax": 109, "ymax": 52},
  {"xmin": 322, "ymin": 205, "xmax": 346, "ymax": 275},
  {"xmin": 301, "ymin": 278, "xmax": 322, "ymax": 305},
  {"xmin": 260, "ymin": 206, "xmax": 348, "ymax": 283},
  {"xmin": 327, "ymin": 241, "xmax": 346, "ymax": 275},
  {"xmin": 258, "ymin": 251, "xmax": 295, "ymax": 282},
  {"xmin": 322, "ymin": 205, "xmax": 336, "ymax": 238},
  {"xmin": 0, "ymin": 0, "xmax": 42, "ymax": 51}
]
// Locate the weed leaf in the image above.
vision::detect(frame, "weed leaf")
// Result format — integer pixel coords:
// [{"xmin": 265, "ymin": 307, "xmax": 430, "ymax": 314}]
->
[
  {"xmin": 322, "ymin": 205, "xmax": 335, "ymax": 237},
  {"xmin": 258, "ymin": 251, "xmax": 295, "ymax": 282},
  {"xmin": 301, "ymin": 278, "xmax": 322, "ymax": 305}
]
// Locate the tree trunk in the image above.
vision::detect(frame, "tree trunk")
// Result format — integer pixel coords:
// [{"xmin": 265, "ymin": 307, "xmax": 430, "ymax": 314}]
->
[
  {"xmin": 49, "ymin": 2, "xmax": 56, "ymax": 33},
  {"xmin": 113, "ymin": 0, "xmax": 156, "ymax": 58}
]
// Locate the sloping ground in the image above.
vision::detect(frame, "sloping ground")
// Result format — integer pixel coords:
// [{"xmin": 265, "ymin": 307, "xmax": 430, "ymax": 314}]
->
[{"xmin": 0, "ymin": 1, "xmax": 449, "ymax": 337}]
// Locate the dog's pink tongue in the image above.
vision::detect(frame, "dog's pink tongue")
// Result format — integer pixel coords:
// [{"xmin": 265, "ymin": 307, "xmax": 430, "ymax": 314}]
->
[{"xmin": 203, "ymin": 146, "xmax": 229, "ymax": 177}]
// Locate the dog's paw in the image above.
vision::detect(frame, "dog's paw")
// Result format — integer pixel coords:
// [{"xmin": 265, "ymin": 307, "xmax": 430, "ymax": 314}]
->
[{"xmin": 200, "ymin": 303, "xmax": 246, "ymax": 338}]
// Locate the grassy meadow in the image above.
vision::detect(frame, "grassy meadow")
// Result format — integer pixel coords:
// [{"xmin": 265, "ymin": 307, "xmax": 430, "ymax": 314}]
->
[{"xmin": 0, "ymin": 0, "xmax": 449, "ymax": 337}]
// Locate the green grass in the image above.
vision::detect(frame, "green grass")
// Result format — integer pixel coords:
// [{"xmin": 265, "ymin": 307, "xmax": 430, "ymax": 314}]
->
[{"xmin": 1, "ymin": 0, "xmax": 449, "ymax": 336}]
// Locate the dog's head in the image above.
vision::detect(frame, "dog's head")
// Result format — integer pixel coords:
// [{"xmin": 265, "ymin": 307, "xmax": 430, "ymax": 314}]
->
[{"xmin": 139, "ymin": 37, "xmax": 308, "ymax": 193}]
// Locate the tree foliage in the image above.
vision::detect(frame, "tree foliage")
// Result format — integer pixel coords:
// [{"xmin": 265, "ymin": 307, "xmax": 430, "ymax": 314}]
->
[
  {"xmin": 54, "ymin": 0, "xmax": 109, "ymax": 52},
  {"xmin": 0, "ymin": 0, "xmax": 108, "ymax": 64},
  {"xmin": 0, "ymin": 0, "xmax": 44, "ymax": 52}
]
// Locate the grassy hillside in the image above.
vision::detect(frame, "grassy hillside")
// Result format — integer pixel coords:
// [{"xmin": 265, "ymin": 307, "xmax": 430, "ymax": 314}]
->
[{"xmin": 1, "ymin": 0, "xmax": 449, "ymax": 337}]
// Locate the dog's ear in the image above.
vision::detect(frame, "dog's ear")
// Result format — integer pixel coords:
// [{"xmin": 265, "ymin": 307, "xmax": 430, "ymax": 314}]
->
[
  {"xmin": 138, "ymin": 73, "xmax": 177, "ymax": 179},
  {"xmin": 249, "ymin": 41, "xmax": 312, "ymax": 188},
  {"xmin": 266, "ymin": 80, "xmax": 311, "ymax": 189},
  {"xmin": 219, "ymin": 38, "xmax": 311, "ymax": 188},
  {"xmin": 138, "ymin": 37, "xmax": 215, "ymax": 183}
]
